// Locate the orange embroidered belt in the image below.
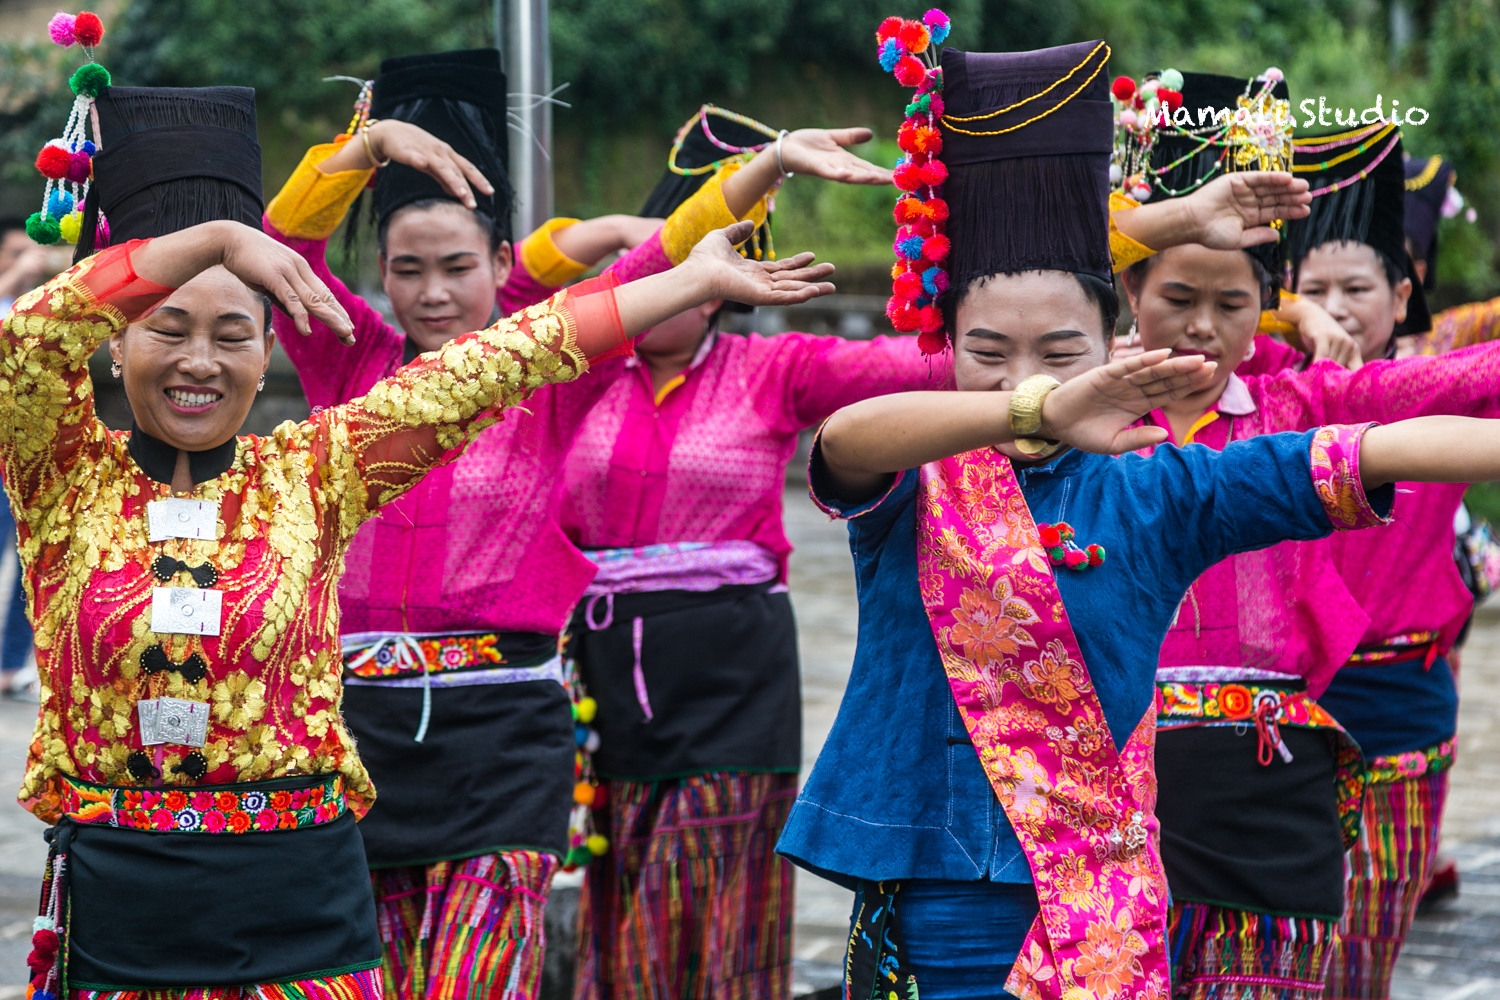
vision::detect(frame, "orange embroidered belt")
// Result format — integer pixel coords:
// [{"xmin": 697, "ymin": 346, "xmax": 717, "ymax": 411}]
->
[
  {"xmin": 61, "ymin": 773, "xmax": 345, "ymax": 833},
  {"xmin": 1346, "ymin": 630, "xmax": 1442, "ymax": 668}
]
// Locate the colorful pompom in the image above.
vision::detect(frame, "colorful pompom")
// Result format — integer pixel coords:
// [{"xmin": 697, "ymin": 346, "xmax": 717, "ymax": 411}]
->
[
  {"xmin": 31, "ymin": 929, "xmax": 59, "ymax": 957},
  {"xmin": 72, "ymin": 11, "xmax": 103, "ymax": 46},
  {"xmin": 591, "ymin": 783, "xmax": 608, "ymax": 809},
  {"xmin": 1064, "ymin": 549, "xmax": 1088, "ymax": 570},
  {"xmin": 925, "ymin": 198, "xmax": 949, "ymax": 222},
  {"xmin": 898, "ymin": 19, "xmax": 931, "ymax": 53},
  {"xmin": 69, "ymin": 62, "xmax": 109, "ymax": 97},
  {"xmin": 894, "ymin": 270, "xmax": 923, "ymax": 299},
  {"xmin": 893, "ymin": 160, "xmax": 922, "ymax": 192},
  {"xmin": 66, "ymin": 149, "xmax": 91, "ymax": 183},
  {"xmin": 917, "ymin": 159, "xmax": 948, "ymax": 186},
  {"xmin": 1086, "ymin": 544, "xmax": 1106, "ymax": 566},
  {"xmin": 575, "ymin": 696, "xmax": 597, "ymax": 724},
  {"xmin": 46, "ymin": 189, "xmax": 74, "ymax": 219},
  {"xmin": 916, "ymin": 304, "xmax": 943, "ymax": 333},
  {"xmin": 1111, "ymin": 75, "xmax": 1137, "ymax": 101},
  {"xmin": 894, "ymin": 197, "xmax": 925, "ymax": 224},
  {"xmin": 58, "ymin": 211, "xmax": 81, "ymax": 244},
  {"xmin": 917, "ymin": 328, "xmax": 948, "ymax": 354},
  {"xmin": 891, "ymin": 260, "xmax": 909, "ymax": 280},
  {"xmin": 34, "ymin": 143, "xmax": 71, "ymax": 179},
  {"xmin": 876, "ymin": 15, "xmax": 904, "ymax": 42},
  {"xmin": 1261, "ymin": 66, "xmax": 1283, "ymax": 82},
  {"xmin": 878, "ymin": 37, "xmax": 904, "ymax": 72},
  {"xmin": 925, "ymin": 92, "xmax": 945, "ymax": 118},
  {"xmin": 887, "ymin": 296, "xmax": 921, "ymax": 333},
  {"xmin": 921, "ymin": 234, "xmax": 950, "ymax": 262},
  {"xmin": 1038, "ymin": 525, "xmax": 1062, "ymax": 548},
  {"xmin": 1118, "ymin": 109, "xmax": 1137, "ymax": 128},
  {"xmin": 1158, "ymin": 68, "xmax": 1184, "ymax": 92},
  {"xmin": 905, "ymin": 93, "xmax": 932, "ymax": 118},
  {"xmin": 586, "ymin": 834, "xmax": 610, "ymax": 855},
  {"xmin": 573, "ymin": 782, "xmax": 595, "ymax": 806},
  {"xmin": 920, "ymin": 266, "xmax": 947, "ymax": 295},
  {"xmin": 48, "ymin": 12, "xmax": 77, "ymax": 45},
  {"xmin": 923, "ymin": 8, "xmax": 950, "ymax": 44},
  {"xmin": 896, "ymin": 235, "xmax": 926, "ymax": 260},
  {"xmin": 894, "ymin": 54, "xmax": 927, "ymax": 87},
  {"xmin": 1158, "ymin": 88, "xmax": 1183, "ymax": 113}
]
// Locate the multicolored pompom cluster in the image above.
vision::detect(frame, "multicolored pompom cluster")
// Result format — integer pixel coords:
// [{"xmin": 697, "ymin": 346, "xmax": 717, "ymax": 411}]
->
[
  {"xmin": 564, "ymin": 692, "xmax": 609, "ymax": 868},
  {"xmin": 1037, "ymin": 522, "xmax": 1106, "ymax": 571},
  {"xmin": 28, "ymin": 11, "xmax": 109, "ymax": 247},
  {"xmin": 879, "ymin": 9, "xmax": 952, "ymax": 355}
]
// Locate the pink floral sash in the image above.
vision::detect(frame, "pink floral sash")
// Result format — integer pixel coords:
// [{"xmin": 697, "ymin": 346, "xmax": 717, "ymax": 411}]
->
[{"xmin": 917, "ymin": 449, "xmax": 1170, "ymax": 1000}]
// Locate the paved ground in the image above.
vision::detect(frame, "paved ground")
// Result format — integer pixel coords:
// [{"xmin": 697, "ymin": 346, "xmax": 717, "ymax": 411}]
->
[{"xmin": 2, "ymin": 486, "xmax": 1499, "ymax": 997}]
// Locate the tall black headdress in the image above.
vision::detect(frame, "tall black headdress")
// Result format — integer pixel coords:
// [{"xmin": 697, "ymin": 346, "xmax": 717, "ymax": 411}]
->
[
  {"xmin": 1404, "ymin": 155, "xmax": 1456, "ymax": 291},
  {"xmin": 1286, "ymin": 125, "xmax": 1430, "ymax": 336},
  {"xmin": 368, "ymin": 48, "xmax": 514, "ymax": 245},
  {"xmin": 76, "ymin": 86, "xmax": 263, "ymax": 261},
  {"xmin": 1117, "ymin": 70, "xmax": 1292, "ymax": 304}
]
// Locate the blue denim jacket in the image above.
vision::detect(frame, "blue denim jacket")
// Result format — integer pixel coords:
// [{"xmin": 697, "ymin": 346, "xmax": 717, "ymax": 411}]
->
[{"xmin": 777, "ymin": 429, "xmax": 1393, "ymax": 889}]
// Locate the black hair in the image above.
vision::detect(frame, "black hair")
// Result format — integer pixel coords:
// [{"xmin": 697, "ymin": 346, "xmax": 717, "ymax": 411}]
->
[
  {"xmin": 260, "ymin": 293, "xmax": 274, "ymax": 335},
  {"xmin": 375, "ymin": 197, "xmax": 507, "ymax": 258},
  {"xmin": 941, "ymin": 269, "xmax": 1119, "ymax": 342},
  {"xmin": 1122, "ymin": 247, "xmax": 1276, "ymax": 311},
  {"xmin": 1293, "ymin": 239, "xmax": 1403, "ymax": 291}
]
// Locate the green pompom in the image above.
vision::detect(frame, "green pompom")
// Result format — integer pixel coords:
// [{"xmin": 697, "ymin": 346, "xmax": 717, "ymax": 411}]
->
[
  {"xmin": 565, "ymin": 845, "xmax": 592, "ymax": 868},
  {"xmin": 69, "ymin": 63, "xmax": 111, "ymax": 97},
  {"xmin": 25, "ymin": 211, "xmax": 61, "ymax": 246}
]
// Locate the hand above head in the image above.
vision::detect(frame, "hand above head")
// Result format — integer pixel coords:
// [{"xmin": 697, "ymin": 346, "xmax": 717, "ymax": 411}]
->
[
  {"xmin": 129, "ymin": 221, "xmax": 355, "ymax": 343},
  {"xmin": 777, "ymin": 128, "xmax": 894, "ymax": 186},
  {"xmin": 1114, "ymin": 172, "xmax": 1312, "ymax": 253},
  {"xmin": 611, "ymin": 221, "xmax": 835, "ymax": 337},
  {"xmin": 1039, "ymin": 349, "xmax": 1219, "ymax": 453},
  {"xmin": 318, "ymin": 119, "xmax": 493, "ymax": 210}
]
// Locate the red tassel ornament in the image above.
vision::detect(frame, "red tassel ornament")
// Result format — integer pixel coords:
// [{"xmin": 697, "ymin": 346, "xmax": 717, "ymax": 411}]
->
[
  {"xmin": 1036, "ymin": 523, "xmax": 1106, "ymax": 571},
  {"xmin": 72, "ymin": 11, "xmax": 104, "ymax": 47}
]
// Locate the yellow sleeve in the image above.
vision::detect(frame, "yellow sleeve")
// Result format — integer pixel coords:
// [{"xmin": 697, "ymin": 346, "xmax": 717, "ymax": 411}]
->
[
  {"xmin": 264, "ymin": 140, "xmax": 376, "ymax": 241},
  {"xmin": 659, "ymin": 161, "xmax": 770, "ymax": 266},
  {"xmin": 1109, "ymin": 191, "xmax": 1157, "ymax": 273},
  {"xmin": 518, "ymin": 217, "xmax": 589, "ymax": 287},
  {"xmin": 1258, "ymin": 289, "xmax": 1300, "ymax": 336}
]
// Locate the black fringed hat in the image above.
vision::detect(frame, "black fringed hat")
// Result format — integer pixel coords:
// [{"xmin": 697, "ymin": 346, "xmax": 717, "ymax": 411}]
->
[
  {"xmin": 1139, "ymin": 71, "xmax": 1292, "ymax": 304},
  {"xmin": 369, "ymin": 48, "xmax": 514, "ymax": 243},
  {"xmin": 76, "ymin": 86, "xmax": 263, "ymax": 261},
  {"xmin": 1286, "ymin": 125, "xmax": 1430, "ymax": 336},
  {"xmin": 1404, "ymin": 154, "xmax": 1456, "ymax": 290},
  {"xmin": 939, "ymin": 40, "xmax": 1115, "ymax": 287}
]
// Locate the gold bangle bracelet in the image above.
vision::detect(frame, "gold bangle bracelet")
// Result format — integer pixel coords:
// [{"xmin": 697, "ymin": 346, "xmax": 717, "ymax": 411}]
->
[
  {"xmin": 360, "ymin": 120, "xmax": 391, "ymax": 169},
  {"xmin": 1009, "ymin": 373, "xmax": 1064, "ymax": 458}
]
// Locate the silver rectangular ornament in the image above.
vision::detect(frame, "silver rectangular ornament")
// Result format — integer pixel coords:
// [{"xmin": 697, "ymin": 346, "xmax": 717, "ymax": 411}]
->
[
  {"xmin": 154, "ymin": 697, "xmax": 210, "ymax": 748},
  {"xmin": 150, "ymin": 587, "xmax": 223, "ymax": 636},
  {"xmin": 147, "ymin": 498, "xmax": 219, "ymax": 542}
]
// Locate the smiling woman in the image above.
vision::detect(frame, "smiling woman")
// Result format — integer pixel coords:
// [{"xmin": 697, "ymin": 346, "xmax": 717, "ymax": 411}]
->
[{"xmin": 6, "ymin": 83, "xmax": 836, "ymax": 1000}]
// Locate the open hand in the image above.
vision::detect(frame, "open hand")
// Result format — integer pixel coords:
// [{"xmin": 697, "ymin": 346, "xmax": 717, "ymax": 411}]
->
[
  {"xmin": 364, "ymin": 120, "xmax": 493, "ymax": 209},
  {"xmin": 217, "ymin": 224, "xmax": 355, "ymax": 343},
  {"xmin": 777, "ymin": 128, "xmax": 892, "ymax": 186},
  {"xmin": 1181, "ymin": 171, "xmax": 1312, "ymax": 250},
  {"xmin": 683, "ymin": 221, "xmax": 836, "ymax": 306},
  {"xmin": 1039, "ymin": 349, "xmax": 1218, "ymax": 453}
]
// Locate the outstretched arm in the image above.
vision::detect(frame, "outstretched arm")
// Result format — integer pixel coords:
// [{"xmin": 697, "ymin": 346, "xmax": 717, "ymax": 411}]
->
[
  {"xmin": 1361, "ymin": 417, "xmax": 1500, "ymax": 488},
  {"xmin": 820, "ymin": 350, "xmax": 1217, "ymax": 501},
  {"xmin": 1111, "ymin": 171, "xmax": 1312, "ymax": 266}
]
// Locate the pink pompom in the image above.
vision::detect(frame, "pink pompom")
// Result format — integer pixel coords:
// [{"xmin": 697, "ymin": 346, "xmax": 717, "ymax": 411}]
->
[
  {"xmin": 929, "ymin": 269, "xmax": 950, "ymax": 293},
  {"xmin": 893, "ymin": 161, "xmax": 923, "ymax": 192},
  {"xmin": 925, "ymin": 93, "xmax": 945, "ymax": 118},
  {"xmin": 917, "ymin": 305, "xmax": 943, "ymax": 333},
  {"xmin": 48, "ymin": 12, "xmax": 76, "ymax": 46},
  {"xmin": 1065, "ymin": 549, "xmax": 1088, "ymax": 569},
  {"xmin": 66, "ymin": 149, "xmax": 91, "ymax": 184},
  {"xmin": 893, "ymin": 271, "xmax": 923, "ymax": 299},
  {"xmin": 894, "ymin": 54, "xmax": 926, "ymax": 87},
  {"xmin": 922, "ymin": 234, "xmax": 950, "ymax": 262},
  {"xmin": 95, "ymin": 213, "xmax": 109, "ymax": 245},
  {"xmin": 917, "ymin": 160, "xmax": 948, "ymax": 187}
]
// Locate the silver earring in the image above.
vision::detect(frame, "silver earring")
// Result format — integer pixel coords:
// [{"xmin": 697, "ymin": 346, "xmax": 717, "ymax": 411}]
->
[
  {"xmin": 256, "ymin": 375, "xmax": 266, "ymax": 392},
  {"xmin": 110, "ymin": 360, "xmax": 121, "ymax": 378},
  {"xmin": 1126, "ymin": 318, "xmax": 1139, "ymax": 345}
]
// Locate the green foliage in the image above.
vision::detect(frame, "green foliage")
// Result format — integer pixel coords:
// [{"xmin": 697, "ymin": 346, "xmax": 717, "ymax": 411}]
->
[
  {"xmin": 0, "ymin": 39, "xmax": 71, "ymax": 190},
  {"xmin": 1467, "ymin": 482, "xmax": 1500, "ymax": 527},
  {"xmin": 773, "ymin": 139, "xmax": 903, "ymax": 267}
]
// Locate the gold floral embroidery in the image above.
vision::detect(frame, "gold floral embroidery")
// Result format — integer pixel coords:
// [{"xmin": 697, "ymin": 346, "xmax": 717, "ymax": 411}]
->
[{"xmin": 210, "ymin": 671, "xmax": 267, "ymax": 730}]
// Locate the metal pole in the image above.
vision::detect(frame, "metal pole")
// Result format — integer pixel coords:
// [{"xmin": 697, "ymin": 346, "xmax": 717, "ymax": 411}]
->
[{"xmin": 505, "ymin": 0, "xmax": 553, "ymax": 239}]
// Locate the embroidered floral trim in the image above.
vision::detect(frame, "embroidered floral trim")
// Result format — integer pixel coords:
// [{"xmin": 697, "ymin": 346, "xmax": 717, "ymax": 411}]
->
[
  {"xmin": 344, "ymin": 632, "xmax": 510, "ymax": 679},
  {"xmin": 1365, "ymin": 737, "xmax": 1457, "ymax": 785},
  {"xmin": 62, "ymin": 774, "xmax": 345, "ymax": 833},
  {"xmin": 1155, "ymin": 680, "xmax": 1339, "ymax": 728},
  {"xmin": 1309, "ymin": 422, "xmax": 1389, "ymax": 530},
  {"xmin": 1347, "ymin": 630, "xmax": 1441, "ymax": 665}
]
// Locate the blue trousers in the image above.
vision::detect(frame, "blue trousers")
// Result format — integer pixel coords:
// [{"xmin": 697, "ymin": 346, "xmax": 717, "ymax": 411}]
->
[
  {"xmin": 0, "ymin": 502, "xmax": 32, "ymax": 675},
  {"xmin": 849, "ymin": 879, "xmax": 1039, "ymax": 999}
]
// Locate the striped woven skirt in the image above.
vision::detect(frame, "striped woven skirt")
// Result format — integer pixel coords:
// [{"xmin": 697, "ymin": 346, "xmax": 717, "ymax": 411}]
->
[
  {"xmin": 572, "ymin": 771, "xmax": 798, "ymax": 1000},
  {"xmin": 371, "ymin": 850, "xmax": 558, "ymax": 1000},
  {"xmin": 1324, "ymin": 759, "xmax": 1452, "ymax": 998},
  {"xmin": 1168, "ymin": 903, "xmax": 1336, "ymax": 999},
  {"xmin": 66, "ymin": 970, "xmax": 385, "ymax": 1000}
]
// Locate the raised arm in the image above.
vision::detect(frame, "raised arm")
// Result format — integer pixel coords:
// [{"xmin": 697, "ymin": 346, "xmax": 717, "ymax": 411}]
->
[
  {"xmin": 1110, "ymin": 171, "xmax": 1312, "ymax": 271},
  {"xmin": 818, "ymin": 350, "xmax": 1217, "ymax": 502},
  {"xmin": 1361, "ymin": 416, "xmax": 1500, "ymax": 488}
]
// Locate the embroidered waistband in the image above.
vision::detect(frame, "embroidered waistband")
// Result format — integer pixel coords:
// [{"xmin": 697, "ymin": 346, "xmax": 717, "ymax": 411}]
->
[
  {"xmin": 343, "ymin": 655, "xmax": 565, "ymax": 689},
  {"xmin": 1365, "ymin": 737, "xmax": 1457, "ymax": 784},
  {"xmin": 1156, "ymin": 679, "xmax": 1337, "ymax": 729},
  {"xmin": 342, "ymin": 630, "xmax": 557, "ymax": 680},
  {"xmin": 61, "ymin": 773, "xmax": 346, "ymax": 834},
  {"xmin": 1346, "ymin": 630, "xmax": 1442, "ymax": 667}
]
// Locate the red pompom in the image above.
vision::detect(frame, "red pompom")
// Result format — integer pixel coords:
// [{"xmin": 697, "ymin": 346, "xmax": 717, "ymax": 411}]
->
[
  {"xmin": 876, "ymin": 16, "xmax": 903, "ymax": 42},
  {"xmin": 1158, "ymin": 88, "xmax": 1183, "ymax": 113},
  {"xmin": 893, "ymin": 197, "xmax": 925, "ymax": 225},
  {"xmin": 917, "ymin": 329, "xmax": 949, "ymax": 354},
  {"xmin": 1110, "ymin": 75, "xmax": 1137, "ymax": 101},
  {"xmin": 917, "ymin": 305, "xmax": 943, "ymax": 333},
  {"xmin": 73, "ymin": 11, "xmax": 104, "ymax": 46},
  {"xmin": 1038, "ymin": 525, "xmax": 1061, "ymax": 548},
  {"xmin": 925, "ymin": 198, "xmax": 949, "ymax": 222},
  {"xmin": 34, "ymin": 144, "xmax": 71, "ymax": 179},
  {"xmin": 921, "ymin": 234, "xmax": 950, "ymax": 262},
  {"xmin": 31, "ymin": 929, "xmax": 58, "ymax": 957},
  {"xmin": 1064, "ymin": 549, "xmax": 1088, "ymax": 569},
  {"xmin": 893, "ymin": 271, "xmax": 923, "ymax": 299},
  {"xmin": 887, "ymin": 296, "xmax": 921, "ymax": 333},
  {"xmin": 893, "ymin": 161, "xmax": 923, "ymax": 192},
  {"xmin": 897, "ymin": 20, "xmax": 931, "ymax": 53},
  {"xmin": 897, "ymin": 121, "xmax": 920, "ymax": 154},
  {"xmin": 26, "ymin": 948, "xmax": 49, "ymax": 975},
  {"xmin": 1086, "ymin": 544, "xmax": 1105, "ymax": 566},
  {"xmin": 1055, "ymin": 522, "xmax": 1074, "ymax": 540},
  {"xmin": 591, "ymin": 783, "xmax": 608, "ymax": 808},
  {"xmin": 911, "ymin": 217, "xmax": 935, "ymax": 238},
  {"xmin": 894, "ymin": 54, "xmax": 927, "ymax": 87},
  {"xmin": 917, "ymin": 159, "xmax": 948, "ymax": 187}
]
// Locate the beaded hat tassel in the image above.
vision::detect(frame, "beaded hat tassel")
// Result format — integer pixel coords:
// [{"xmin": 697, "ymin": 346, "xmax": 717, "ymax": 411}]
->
[{"xmin": 28, "ymin": 11, "xmax": 110, "ymax": 247}]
